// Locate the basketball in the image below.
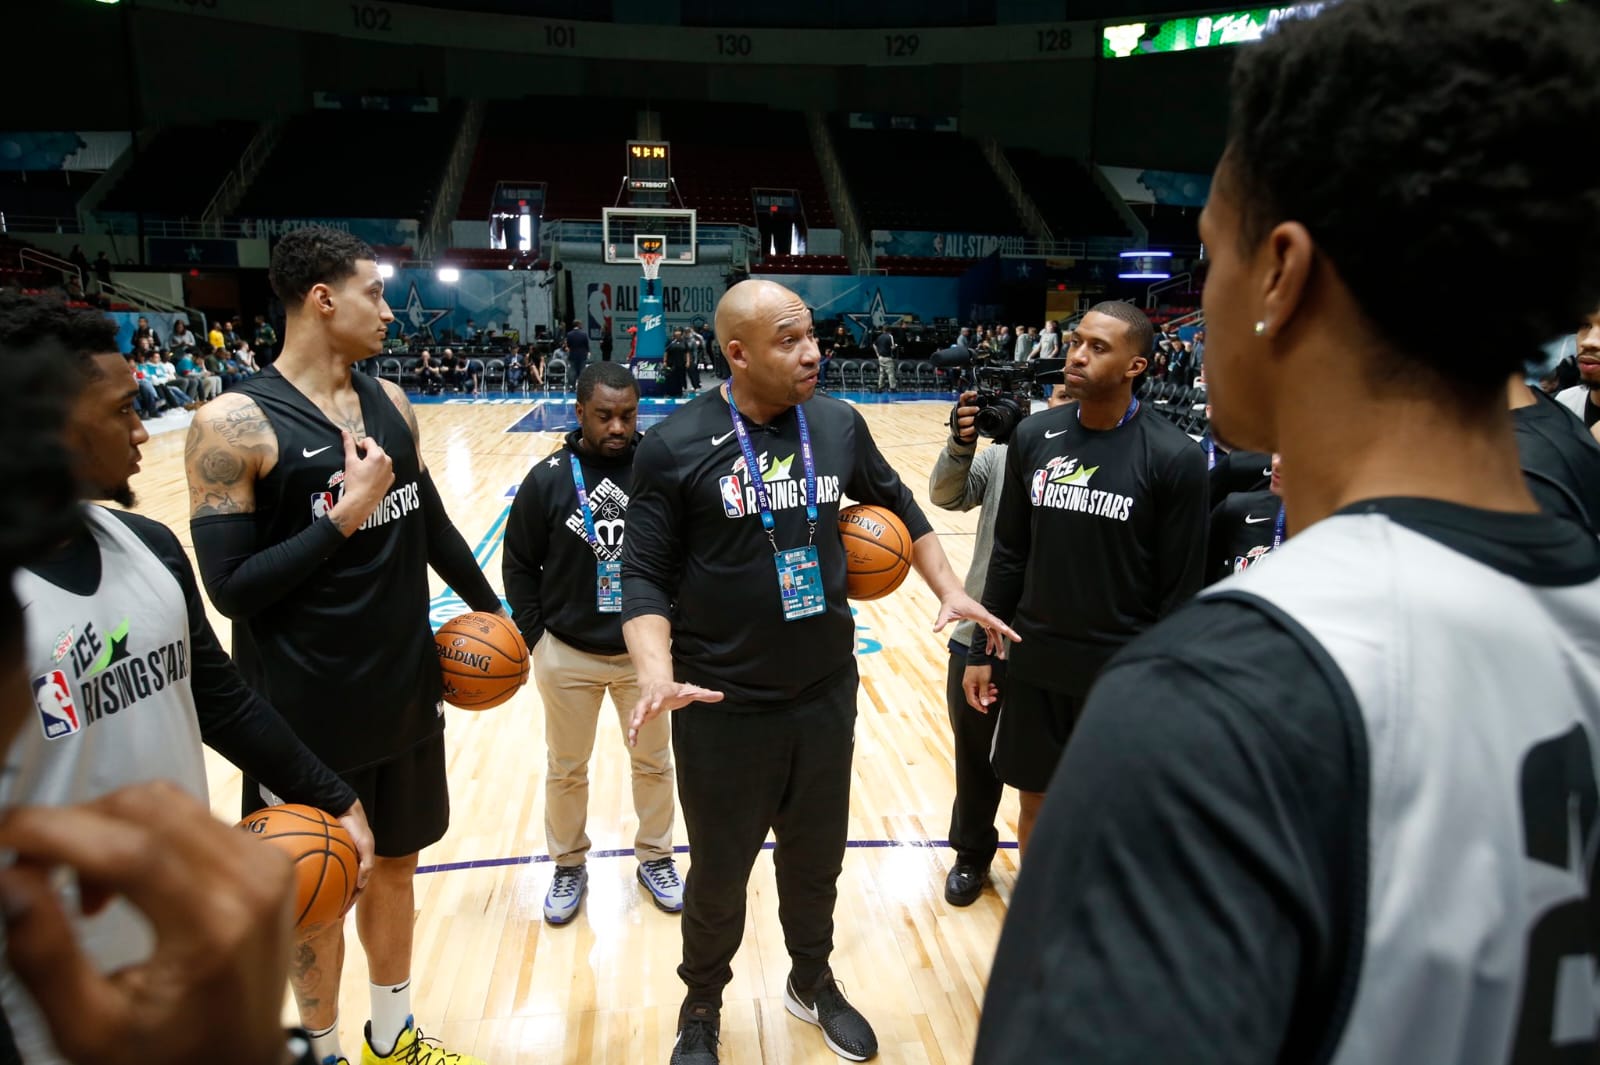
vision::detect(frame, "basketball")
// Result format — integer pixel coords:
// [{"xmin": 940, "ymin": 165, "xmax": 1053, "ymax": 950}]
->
[
  {"xmin": 237, "ymin": 804, "xmax": 359, "ymax": 933},
  {"xmin": 435, "ymin": 611, "xmax": 530, "ymax": 710},
  {"xmin": 838, "ymin": 504, "xmax": 913, "ymax": 600}
]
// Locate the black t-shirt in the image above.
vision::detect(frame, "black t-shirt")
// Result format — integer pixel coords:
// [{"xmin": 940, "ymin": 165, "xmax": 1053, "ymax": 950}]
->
[
  {"xmin": 622, "ymin": 388, "xmax": 932, "ymax": 705},
  {"xmin": 973, "ymin": 400, "xmax": 1209, "ymax": 696},
  {"xmin": 873, "ymin": 332, "xmax": 894, "ymax": 358},
  {"xmin": 28, "ymin": 510, "xmax": 356, "ymax": 814},
  {"xmin": 1205, "ymin": 488, "xmax": 1283, "ymax": 585},
  {"xmin": 503, "ymin": 431, "xmax": 638, "ymax": 656},
  {"xmin": 1206, "ymin": 441, "xmax": 1274, "ymax": 507},
  {"xmin": 565, "ymin": 328, "xmax": 591, "ymax": 357},
  {"xmin": 1515, "ymin": 389, "xmax": 1600, "ymax": 531},
  {"xmin": 974, "ymin": 498, "xmax": 1600, "ymax": 1065},
  {"xmin": 230, "ymin": 369, "xmax": 439, "ymax": 771}
]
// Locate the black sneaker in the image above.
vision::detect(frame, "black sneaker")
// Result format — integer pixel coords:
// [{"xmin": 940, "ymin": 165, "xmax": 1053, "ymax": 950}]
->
[
  {"xmin": 784, "ymin": 971, "xmax": 878, "ymax": 1061},
  {"xmin": 943, "ymin": 862, "xmax": 988, "ymax": 907},
  {"xmin": 670, "ymin": 1002, "xmax": 720, "ymax": 1065}
]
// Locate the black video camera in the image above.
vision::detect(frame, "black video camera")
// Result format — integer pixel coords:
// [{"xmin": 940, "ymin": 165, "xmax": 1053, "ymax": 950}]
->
[{"xmin": 954, "ymin": 359, "xmax": 1066, "ymax": 443}]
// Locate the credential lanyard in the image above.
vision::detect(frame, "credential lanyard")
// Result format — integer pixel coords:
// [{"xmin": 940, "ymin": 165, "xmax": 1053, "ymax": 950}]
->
[
  {"xmin": 1273, "ymin": 505, "xmax": 1286, "ymax": 550},
  {"xmin": 1204, "ymin": 436, "xmax": 1215, "ymax": 470},
  {"xmin": 568, "ymin": 452, "xmax": 603, "ymax": 555},
  {"xmin": 723, "ymin": 383, "xmax": 817, "ymax": 551},
  {"xmin": 1079, "ymin": 395, "xmax": 1140, "ymax": 429}
]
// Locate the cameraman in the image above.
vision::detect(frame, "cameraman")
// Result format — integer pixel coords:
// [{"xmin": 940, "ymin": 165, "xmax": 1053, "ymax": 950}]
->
[
  {"xmin": 963, "ymin": 303, "xmax": 1208, "ymax": 856},
  {"xmin": 930, "ymin": 383, "xmax": 1070, "ymax": 906}
]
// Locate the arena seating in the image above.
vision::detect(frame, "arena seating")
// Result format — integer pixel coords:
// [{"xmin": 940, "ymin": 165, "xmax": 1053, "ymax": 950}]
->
[
  {"xmin": 660, "ymin": 104, "xmax": 835, "ymax": 227},
  {"xmin": 1134, "ymin": 203, "xmax": 1202, "ymax": 247},
  {"xmin": 831, "ymin": 122, "xmax": 1023, "ymax": 235},
  {"xmin": 99, "ymin": 122, "xmax": 258, "ymax": 217},
  {"xmin": 235, "ymin": 107, "xmax": 461, "ymax": 220},
  {"xmin": 0, "ymin": 171, "xmax": 98, "ymax": 223},
  {"xmin": 875, "ymin": 256, "xmax": 975, "ymax": 277},
  {"xmin": 1005, "ymin": 150, "xmax": 1131, "ymax": 240},
  {"xmin": 456, "ymin": 98, "xmax": 638, "ymax": 223},
  {"xmin": 756, "ymin": 255, "xmax": 850, "ymax": 275}
]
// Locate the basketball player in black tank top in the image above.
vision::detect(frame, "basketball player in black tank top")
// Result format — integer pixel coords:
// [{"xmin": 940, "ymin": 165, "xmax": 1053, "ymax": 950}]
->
[{"xmin": 185, "ymin": 228, "xmax": 501, "ymax": 1065}]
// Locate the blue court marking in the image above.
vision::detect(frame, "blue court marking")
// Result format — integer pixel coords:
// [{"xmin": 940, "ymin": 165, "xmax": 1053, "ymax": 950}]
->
[
  {"xmin": 417, "ymin": 838, "xmax": 1017, "ymax": 876},
  {"xmin": 428, "ymin": 505, "xmax": 513, "ymax": 629}
]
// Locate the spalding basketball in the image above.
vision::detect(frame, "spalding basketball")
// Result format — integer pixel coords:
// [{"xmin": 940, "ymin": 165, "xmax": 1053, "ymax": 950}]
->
[
  {"xmin": 435, "ymin": 611, "xmax": 530, "ymax": 710},
  {"xmin": 238, "ymin": 804, "xmax": 359, "ymax": 933},
  {"xmin": 838, "ymin": 504, "xmax": 913, "ymax": 600}
]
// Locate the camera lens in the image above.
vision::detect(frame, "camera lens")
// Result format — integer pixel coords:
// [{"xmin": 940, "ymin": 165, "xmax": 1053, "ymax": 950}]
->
[{"xmin": 976, "ymin": 399, "xmax": 1022, "ymax": 441}]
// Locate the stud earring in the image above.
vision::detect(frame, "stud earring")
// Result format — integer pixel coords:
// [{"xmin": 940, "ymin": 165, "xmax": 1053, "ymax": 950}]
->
[{"xmin": 1253, "ymin": 321, "xmax": 1267, "ymax": 336}]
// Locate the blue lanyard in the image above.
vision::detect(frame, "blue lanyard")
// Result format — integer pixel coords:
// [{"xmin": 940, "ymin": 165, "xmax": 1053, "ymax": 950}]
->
[
  {"xmin": 723, "ymin": 383, "xmax": 817, "ymax": 550},
  {"xmin": 568, "ymin": 451, "xmax": 603, "ymax": 555},
  {"xmin": 1273, "ymin": 504, "xmax": 1286, "ymax": 550},
  {"xmin": 1079, "ymin": 395, "xmax": 1140, "ymax": 429},
  {"xmin": 1204, "ymin": 436, "xmax": 1215, "ymax": 470}
]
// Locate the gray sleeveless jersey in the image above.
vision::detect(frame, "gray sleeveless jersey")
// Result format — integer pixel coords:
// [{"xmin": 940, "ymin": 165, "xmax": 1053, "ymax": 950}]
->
[
  {"xmin": 1210, "ymin": 511, "xmax": 1600, "ymax": 1062},
  {"xmin": 3, "ymin": 506, "xmax": 208, "ymax": 1064}
]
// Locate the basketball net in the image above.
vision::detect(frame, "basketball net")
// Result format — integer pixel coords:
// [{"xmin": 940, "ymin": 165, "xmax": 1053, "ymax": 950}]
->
[{"xmin": 640, "ymin": 252, "xmax": 663, "ymax": 281}]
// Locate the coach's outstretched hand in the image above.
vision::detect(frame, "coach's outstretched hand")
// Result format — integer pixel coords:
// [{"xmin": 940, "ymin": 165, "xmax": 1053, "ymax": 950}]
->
[
  {"xmin": 934, "ymin": 590, "xmax": 1020, "ymax": 658},
  {"xmin": 627, "ymin": 678, "xmax": 724, "ymax": 747},
  {"xmin": 0, "ymin": 781, "xmax": 296, "ymax": 1065}
]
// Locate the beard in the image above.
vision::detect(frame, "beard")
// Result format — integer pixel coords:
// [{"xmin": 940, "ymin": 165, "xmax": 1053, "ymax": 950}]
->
[{"xmin": 109, "ymin": 484, "xmax": 136, "ymax": 508}]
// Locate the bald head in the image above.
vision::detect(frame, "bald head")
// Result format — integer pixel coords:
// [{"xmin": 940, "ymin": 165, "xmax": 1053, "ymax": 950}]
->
[{"xmin": 715, "ymin": 280, "xmax": 820, "ymax": 413}]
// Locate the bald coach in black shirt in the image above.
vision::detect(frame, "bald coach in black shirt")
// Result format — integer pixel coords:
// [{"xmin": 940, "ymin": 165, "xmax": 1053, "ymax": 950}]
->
[{"xmin": 621, "ymin": 279, "xmax": 1015, "ymax": 1065}]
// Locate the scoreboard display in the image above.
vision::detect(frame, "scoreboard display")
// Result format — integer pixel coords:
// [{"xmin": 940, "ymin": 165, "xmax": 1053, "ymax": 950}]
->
[{"xmin": 627, "ymin": 141, "xmax": 671, "ymax": 191}]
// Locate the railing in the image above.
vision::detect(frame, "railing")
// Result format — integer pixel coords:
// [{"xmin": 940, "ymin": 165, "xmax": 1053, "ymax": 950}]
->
[
  {"xmin": 804, "ymin": 113, "xmax": 871, "ymax": 274},
  {"xmin": 418, "ymin": 100, "xmax": 485, "ymax": 261},
  {"xmin": 19, "ymin": 248, "xmax": 83, "ymax": 288},
  {"xmin": 0, "ymin": 214, "xmax": 83, "ymax": 235},
  {"xmin": 981, "ymin": 138, "xmax": 1053, "ymax": 244},
  {"xmin": 99, "ymin": 277, "xmax": 209, "ymax": 333},
  {"xmin": 201, "ymin": 119, "xmax": 282, "ymax": 231},
  {"xmin": 1145, "ymin": 273, "xmax": 1195, "ymax": 309}
]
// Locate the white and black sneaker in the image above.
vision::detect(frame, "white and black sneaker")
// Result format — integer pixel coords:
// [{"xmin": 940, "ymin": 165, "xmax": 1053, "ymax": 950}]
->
[
  {"xmin": 669, "ymin": 1001, "xmax": 720, "ymax": 1064},
  {"xmin": 543, "ymin": 863, "xmax": 587, "ymax": 925},
  {"xmin": 784, "ymin": 970, "xmax": 878, "ymax": 1061}
]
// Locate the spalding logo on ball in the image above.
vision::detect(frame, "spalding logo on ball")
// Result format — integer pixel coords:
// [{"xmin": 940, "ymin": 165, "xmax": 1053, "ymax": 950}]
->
[
  {"xmin": 434, "ymin": 611, "xmax": 530, "ymax": 710},
  {"xmin": 838, "ymin": 503, "xmax": 912, "ymax": 600}
]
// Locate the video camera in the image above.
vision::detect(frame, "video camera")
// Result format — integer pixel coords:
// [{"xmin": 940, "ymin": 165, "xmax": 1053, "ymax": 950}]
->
[{"xmin": 955, "ymin": 359, "xmax": 1067, "ymax": 443}]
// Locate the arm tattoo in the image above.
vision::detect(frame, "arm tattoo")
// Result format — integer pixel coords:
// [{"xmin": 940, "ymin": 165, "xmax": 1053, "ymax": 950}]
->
[{"xmin": 199, "ymin": 447, "xmax": 244, "ymax": 485}]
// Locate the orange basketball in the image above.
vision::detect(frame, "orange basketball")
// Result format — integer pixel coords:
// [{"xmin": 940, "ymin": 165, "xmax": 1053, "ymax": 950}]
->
[
  {"xmin": 434, "ymin": 611, "xmax": 530, "ymax": 710},
  {"xmin": 838, "ymin": 504, "xmax": 913, "ymax": 601},
  {"xmin": 237, "ymin": 804, "xmax": 359, "ymax": 933}
]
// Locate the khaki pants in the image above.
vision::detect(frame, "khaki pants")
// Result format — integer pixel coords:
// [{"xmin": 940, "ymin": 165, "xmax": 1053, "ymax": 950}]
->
[{"xmin": 533, "ymin": 632, "xmax": 675, "ymax": 866}]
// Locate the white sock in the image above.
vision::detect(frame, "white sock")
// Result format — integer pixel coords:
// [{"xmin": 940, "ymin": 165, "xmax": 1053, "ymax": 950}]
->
[
  {"xmin": 307, "ymin": 1018, "xmax": 343, "ymax": 1064},
  {"xmin": 368, "ymin": 979, "xmax": 412, "ymax": 1057}
]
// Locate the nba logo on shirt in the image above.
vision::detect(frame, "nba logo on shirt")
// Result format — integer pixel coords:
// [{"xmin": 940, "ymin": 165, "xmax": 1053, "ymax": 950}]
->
[
  {"xmin": 310, "ymin": 492, "xmax": 335, "ymax": 520},
  {"xmin": 32, "ymin": 670, "xmax": 81, "ymax": 740},
  {"xmin": 718, "ymin": 475, "xmax": 745, "ymax": 518},
  {"xmin": 1030, "ymin": 468, "xmax": 1048, "ymax": 506}
]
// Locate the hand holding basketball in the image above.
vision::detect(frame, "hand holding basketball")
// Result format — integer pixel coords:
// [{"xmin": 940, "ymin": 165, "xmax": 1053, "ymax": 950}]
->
[
  {"xmin": 839, "ymin": 503, "xmax": 913, "ymax": 600},
  {"xmin": 627, "ymin": 678, "xmax": 724, "ymax": 747},
  {"xmin": 237, "ymin": 804, "xmax": 361, "ymax": 934},
  {"xmin": 435, "ymin": 611, "xmax": 530, "ymax": 710},
  {"xmin": 335, "ymin": 799, "xmax": 375, "ymax": 896},
  {"xmin": 0, "ymin": 782, "xmax": 296, "ymax": 1065}
]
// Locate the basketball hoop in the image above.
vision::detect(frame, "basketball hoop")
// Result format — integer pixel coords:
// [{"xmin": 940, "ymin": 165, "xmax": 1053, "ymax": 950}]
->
[{"xmin": 640, "ymin": 252, "xmax": 663, "ymax": 281}]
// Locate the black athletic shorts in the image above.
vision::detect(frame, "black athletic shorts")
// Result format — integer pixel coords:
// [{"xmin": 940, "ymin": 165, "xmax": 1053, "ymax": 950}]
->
[
  {"xmin": 990, "ymin": 677, "xmax": 1083, "ymax": 793},
  {"xmin": 241, "ymin": 734, "xmax": 450, "ymax": 858}
]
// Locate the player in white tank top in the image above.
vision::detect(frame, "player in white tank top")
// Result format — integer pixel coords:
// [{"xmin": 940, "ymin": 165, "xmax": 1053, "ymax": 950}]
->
[{"xmin": 976, "ymin": 1, "xmax": 1600, "ymax": 1062}]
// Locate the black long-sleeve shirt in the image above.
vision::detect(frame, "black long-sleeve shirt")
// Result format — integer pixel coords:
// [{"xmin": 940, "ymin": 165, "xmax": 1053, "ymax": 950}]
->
[
  {"xmin": 971, "ymin": 401, "xmax": 1208, "ymax": 696},
  {"xmin": 1206, "ymin": 488, "xmax": 1283, "ymax": 585},
  {"xmin": 28, "ymin": 510, "xmax": 357, "ymax": 814},
  {"xmin": 503, "ymin": 431, "xmax": 638, "ymax": 656},
  {"xmin": 1513, "ymin": 387, "xmax": 1600, "ymax": 532},
  {"xmin": 621, "ymin": 389, "xmax": 932, "ymax": 705}
]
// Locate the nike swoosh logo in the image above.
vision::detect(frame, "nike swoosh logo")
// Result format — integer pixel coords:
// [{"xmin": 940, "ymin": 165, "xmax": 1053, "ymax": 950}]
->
[
  {"xmin": 1262, "ymin": 467, "xmax": 1273, "ymax": 476},
  {"xmin": 1044, "ymin": 428, "xmax": 1070, "ymax": 439},
  {"xmin": 711, "ymin": 431, "xmax": 736, "ymax": 446},
  {"xmin": 302, "ymin": 446, "xmax": 332, "ymax": 458},
  {"xmin": 1244, "ymin": 515, "xmax": 1273, "ymax": 524}
]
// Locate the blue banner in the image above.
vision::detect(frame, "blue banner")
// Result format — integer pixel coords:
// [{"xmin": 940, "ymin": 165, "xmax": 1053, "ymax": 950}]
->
[
  {"xmin": 147, "ymin": 237, "xmax": 240, "ymax": 268},
  {"xmin": 241, "ymin": 217, "xmax": 421, "ymax": 249},
  {"xmin": 752, "ymin": 275, "xmax": 965, "ymax": 341},
  {"xmin": 636, "ymin": 278, "xmax": 666, "ymax": 361},
  {"xmin": 385, "ymin": 267, "xmax": 553, "ymax": 343},
  {"xmin": 871, "ymin": 231, "xmax": 1024, "ymax": 258}
]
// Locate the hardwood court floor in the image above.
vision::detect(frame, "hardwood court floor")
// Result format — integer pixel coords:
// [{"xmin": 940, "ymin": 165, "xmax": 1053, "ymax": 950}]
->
[{"xmin": 128, "ymin": 391, "xmax": 1014, "ymax": 1064}]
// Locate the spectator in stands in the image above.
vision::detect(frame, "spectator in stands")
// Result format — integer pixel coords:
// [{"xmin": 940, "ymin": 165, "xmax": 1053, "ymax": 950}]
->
[
  {"xmin": 233, "ymin": 340, "xmax": 261, "ymax": 375},
  {"xmin": 162, "ymin": 350, "xmax": 203, "ymax": 403},
  {"xmin": 207, "ymin": 321, "xmax": 226, "ymax": 353},
  {"xmin": 1014, "ymin": 325, "xmax": 1033, "ymax": 360},
  {"xmin": 664, "ymin": 327, "xmax": 689, "ymax": 397},
  {"xmin": 221, "ymin": 319, "xmax": 240, "ymax": 349},
  {"xmin": 203, "ymin": 349, "xmax": 238, "ymax": 391},
  {"xmin": 139, "ymin": 348, "xmax": 189, "ymax": 411},
  {"xmin": 175, "ymin": 347, "xmax": 221, "ymax": 401},
  {"xmin": 995, "ymin": 325, "xmax": 1012, "ymax": 356},
  {"xmin": 170, "ymin": 319, "xmax": 197, "ymax": 354},
  {"xmin": 68, "ymin": 243, "xmax": 89, "ymax": 278},
  {"xmin": 442, "ymin": 347, "xmax": 477, "ymax": 393},
  {"xmin": 955, "ymin": 326, "xmax": 973, "ymax": 351},
  {"xmin": 1150, "ymin": 352, "xmax": 1170, "ymax": 380},
  {"xmin": 92, "ymin": 251, "xmax": 111, "ymax": 288},
  {"xmin": 416, "ymin": 348, "xmax": 444, "ymax": 394},
  {"xmin": 63, "ymin": 275, "xmax": 87, "ymax": 304},
  {"xmin": 133, "ymin": 316, "xmax": 160, "ymax": 349},
  {"xmin": 875, "ymin": 324, "xmax": 898, "ymax": 392},
  {"xmin": 124, "ymin": 352, "xmax": 163, "ymax": 419},
  {"xmin": 1035, "ymin": 320, "xmax": 1059, "ymax": 359},
  {"xmin": 252, "ymin": 314, "xmax": 278, "ymax": 363},
  {"xmin": 507, "ymin": 347, "xmax": 527, "ymax": 390},
  {"xmin": 565, "ymin": 319, "xmax": 591, "ymax": 381}
]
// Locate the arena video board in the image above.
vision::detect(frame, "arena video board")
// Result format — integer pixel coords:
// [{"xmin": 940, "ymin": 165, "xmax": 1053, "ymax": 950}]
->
[{"xmin": 1101, "ymin": 5, "xmax": 1329, "ymax": 57}]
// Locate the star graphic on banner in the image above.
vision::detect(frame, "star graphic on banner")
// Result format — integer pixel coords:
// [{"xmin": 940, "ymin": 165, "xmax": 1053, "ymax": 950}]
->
[
  {"xmin": 842, "ymin": 289, "xmax": 915, "ymax": 340},
  {"xmin": 397, "ymin": 281, "xmax": 450, "ymax": 336},
  {"xmin": 1015, "ymin": 261, "xmax": 1031, "ymax": 278},
  {"xmin": 185, "ymin": 245, "xmax": 203, "ymax": 262}
]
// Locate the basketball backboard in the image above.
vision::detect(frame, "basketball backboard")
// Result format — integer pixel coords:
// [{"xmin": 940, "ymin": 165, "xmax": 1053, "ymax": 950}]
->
[{"xmin": 604, "ymin": 207, "xmax": 697, "ymax": 266}]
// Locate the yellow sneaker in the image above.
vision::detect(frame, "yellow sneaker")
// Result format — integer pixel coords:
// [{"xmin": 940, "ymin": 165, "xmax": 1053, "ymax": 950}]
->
[{"xmin": 360, "ymin": 1016, "xmax": 486, "ymax": 1065}]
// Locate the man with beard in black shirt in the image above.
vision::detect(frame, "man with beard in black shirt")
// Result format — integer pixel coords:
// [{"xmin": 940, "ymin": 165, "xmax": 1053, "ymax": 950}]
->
[
  {"xmin": 976, "ymin": 1, "xmax": 1600, "ymax": 1060},
  {"xmin": 1555, "ymin": 306, "xmax": 1599, "ymax": 431},
  {"xmin": 620, "ymin": 279, "xmax": 1015, "ymax": 1065},
  {"xmin": 1509, "ymin": 368, "xmax": 1600, "ymax": 532},
  {"xmin": 503, "ymin": 362, "xmax": 681, "ymax": 927},
  {"xmin": 964, "ymin": 301, "xmax": 1208, "ymax": 855}
]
